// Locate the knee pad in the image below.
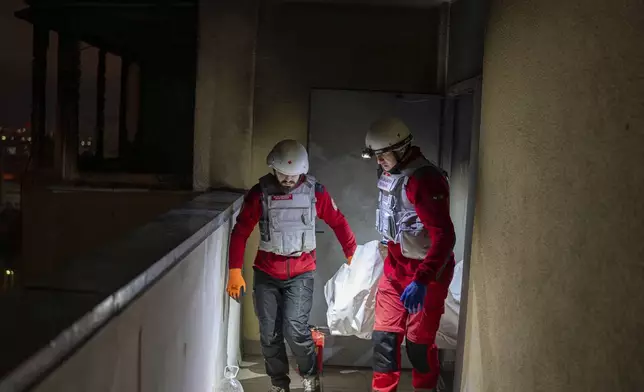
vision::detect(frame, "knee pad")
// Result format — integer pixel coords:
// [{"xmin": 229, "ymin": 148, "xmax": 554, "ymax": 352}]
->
[
  {"xmin": 406, "ymin": 340, "xmax": 431, "ymax": 373},
  {"xmin": 372, "ymin": 331, "xmax": 400, "ymax": 372}
]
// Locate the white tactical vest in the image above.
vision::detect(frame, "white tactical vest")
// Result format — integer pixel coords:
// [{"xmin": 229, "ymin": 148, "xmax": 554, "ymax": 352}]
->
[
  {"xmin": 376, "ymin": 156, "xmax": 446, "ymax": 260},
  {"xmin": 258, "ymin": 174, "xmax": 317, "ymax": 257}
]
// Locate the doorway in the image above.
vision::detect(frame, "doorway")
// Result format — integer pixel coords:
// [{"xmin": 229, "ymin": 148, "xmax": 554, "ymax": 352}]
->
[{"xmin": 307, "ymin": 89, "xmax": 443, "ymax": 367}]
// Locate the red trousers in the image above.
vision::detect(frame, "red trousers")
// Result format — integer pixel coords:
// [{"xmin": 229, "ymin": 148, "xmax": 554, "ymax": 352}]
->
[{"xmin": 371, "ymin": 272, "xmax": 452, "ymax": 392}]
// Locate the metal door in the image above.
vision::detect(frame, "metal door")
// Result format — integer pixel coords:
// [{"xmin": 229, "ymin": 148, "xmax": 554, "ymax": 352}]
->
[{"xmin": 307, "ymin": 89, "xmax": 442, "ymax": 367}]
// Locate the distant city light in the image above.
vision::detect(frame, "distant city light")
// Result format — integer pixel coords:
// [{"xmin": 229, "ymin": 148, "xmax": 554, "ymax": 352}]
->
[{"xmin": 0, "ymin": 125, "xmax": 33, "ymax": 145}]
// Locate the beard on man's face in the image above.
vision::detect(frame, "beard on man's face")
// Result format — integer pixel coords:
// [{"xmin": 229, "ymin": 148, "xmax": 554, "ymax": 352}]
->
[{"xmin": 274, "ymin": 171, "xmax": 299, "ymax": 189}]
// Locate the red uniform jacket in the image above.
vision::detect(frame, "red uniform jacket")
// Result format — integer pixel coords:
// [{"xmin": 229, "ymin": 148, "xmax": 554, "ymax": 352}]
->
[
  {"xmin": 228, "ymin": 176, "xmax": 357, "ymax": 280},
  {"xmin": 384, "ymin": 147, "xmax": 456, "ymax": 287}
]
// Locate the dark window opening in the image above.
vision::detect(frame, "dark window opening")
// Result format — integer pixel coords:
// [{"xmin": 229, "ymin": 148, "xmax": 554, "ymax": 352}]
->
[
  {"xmin": 77, "ymin": 43, "xmax": 127, "ymax": 169},
  {"xmin": 22, "ymin": 3, "xmax": 198, "ymax": 189}
]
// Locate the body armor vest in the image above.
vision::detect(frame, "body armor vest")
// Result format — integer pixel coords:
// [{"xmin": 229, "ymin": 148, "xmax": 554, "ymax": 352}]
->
[
  {"xmin": 258, "ymin": 174, "xmax": 317, "ymax": 257},
  {"xmin": 376, "ymin": 156, "xmax": 446, "ymax": 260}
]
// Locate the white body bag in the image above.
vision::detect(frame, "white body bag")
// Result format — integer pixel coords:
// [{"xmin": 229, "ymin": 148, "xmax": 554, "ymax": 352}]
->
[{"xmin": 324, "ymin": 240, "xmax": 384, "ymax": 339}]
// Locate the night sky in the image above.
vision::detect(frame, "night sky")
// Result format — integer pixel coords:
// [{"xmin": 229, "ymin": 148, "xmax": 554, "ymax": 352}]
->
[
  {"xmin": 1, "ymin": 0, "xmax": 121, "ymax": 153},
  {"xmin": 0, "ymin": 0, "xmax": 32, "ymax": 129}
]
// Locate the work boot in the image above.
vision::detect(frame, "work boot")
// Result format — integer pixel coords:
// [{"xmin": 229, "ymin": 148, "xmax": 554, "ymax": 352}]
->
[
  {"xmin": 302, "ymin": 375, "xmax": 321, "ymax": 392},
  {"xmin": 268, "ymin": 385, "xmax": 289, "ymax": 392}
]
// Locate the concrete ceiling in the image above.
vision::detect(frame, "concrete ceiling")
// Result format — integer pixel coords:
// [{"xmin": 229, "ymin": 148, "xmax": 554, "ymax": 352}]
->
[{"xmin": 284, "ymin": 0, "xmax": 450, "ymax": 8}]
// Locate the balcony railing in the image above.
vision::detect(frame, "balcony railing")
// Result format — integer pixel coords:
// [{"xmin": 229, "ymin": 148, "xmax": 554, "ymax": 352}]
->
[{"xmin": 0, "ymin": 190, "xmax": 244, "ymax": 392}]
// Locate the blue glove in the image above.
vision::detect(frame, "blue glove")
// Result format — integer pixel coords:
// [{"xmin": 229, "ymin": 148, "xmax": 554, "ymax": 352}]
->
[{"xmin": 400, "ymin": 281, "xmax": 427, "ymax": 314}]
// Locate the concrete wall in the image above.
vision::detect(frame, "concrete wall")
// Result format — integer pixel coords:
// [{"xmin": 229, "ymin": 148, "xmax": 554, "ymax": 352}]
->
[
  {"xmin": 462, "ymin": 0, "xmax": 644, "ymax": 390},
  {"xmin": 21, "ymin": 186, "xmax": 194, "ymax": 285},
  {"xmin": 193, "ymin": 0, "xmax": 260, "ymax": 351},
  {"xmin": 31, "ymin": 220, "xmax": 237, "ymax": 392},
  {"xmin": 447, "ymin": 0, "xmax": 488, "ymax": 86},
  {"xmin": 447, "ymin": 93, "xmax": 475, "ymax": 263},
  {"xmin": 193, "ymin": 0, "xmax": 258, "ymax": 192},
  {"xmin": 252, "ymin": 1, "xmax": 439, "ymax": 181}
]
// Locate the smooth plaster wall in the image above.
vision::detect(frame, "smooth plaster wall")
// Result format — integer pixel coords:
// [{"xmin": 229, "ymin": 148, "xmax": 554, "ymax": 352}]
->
[
  {"xmin": 462, "ymin": 0, "xmax": 644, "ymax": 390},
  {"xmin": 31, "ymin": 222, "xmax": 234, "ymax": 392}
]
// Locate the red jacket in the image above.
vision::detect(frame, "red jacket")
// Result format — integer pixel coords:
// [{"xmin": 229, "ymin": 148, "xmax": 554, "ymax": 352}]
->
[
  {"xmin": 384, "ymin": 147, "xmax": 456, "ymax": 287},
  {"xmin": 228, "ymin": 176, "xmax": 357, "ymax": 280}
]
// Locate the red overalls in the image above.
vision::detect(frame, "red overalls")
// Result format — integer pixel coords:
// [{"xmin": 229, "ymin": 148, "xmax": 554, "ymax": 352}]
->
[{"xmin": 372, "ymin": 148, "xmax": 456, "ymax": 392}]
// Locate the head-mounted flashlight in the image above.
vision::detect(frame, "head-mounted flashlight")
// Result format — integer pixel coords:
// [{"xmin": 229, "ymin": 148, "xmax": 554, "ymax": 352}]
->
[{"xmin": 362, "ymin": 148, "xmax": 374, "ymax": 159}]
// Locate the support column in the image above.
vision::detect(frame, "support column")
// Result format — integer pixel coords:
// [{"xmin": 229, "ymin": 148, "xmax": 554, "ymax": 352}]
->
[
  {"xmin": 96, "ymin": 48, "xmax": 106, "ymax": 160},
  {"xmin": 193, "ymin": 0, "xmax": 259, "ymax": 191},
  {"xmin": 463, "ymin": 0, "xmax": 644, "ymax": 391},
  {"xmin": 55, "ymin": 35, "xmax": 80, "ymax": 180},
  {"xmin": 31, "ymin": 26, "xmax": 49, "ymax": 169},
  {"xmin": 126, "ymin": 63, "xmax": 140, "ymax": 145},
  {"xmin": 118, "ymin": 57, "xmax": 131, "ymax": 159},
  {"xmin": 435, "ymin": 1, "xmax": 450, "ymax": 95}
]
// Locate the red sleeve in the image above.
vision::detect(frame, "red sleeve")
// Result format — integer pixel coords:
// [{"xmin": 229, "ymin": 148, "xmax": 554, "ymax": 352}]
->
[
  {"xmin": 228, "ymin": 184, "xmax": 262, "ymax": 270},
  {"xmin": 405, "ymin": 170, "xmax": 456, "ymax": 285},
  {"xmin": 315, "ymin": 185, "xmax": 357, "ymax": 258}
]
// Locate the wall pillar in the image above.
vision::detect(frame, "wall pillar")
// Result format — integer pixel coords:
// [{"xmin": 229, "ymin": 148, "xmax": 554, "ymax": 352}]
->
[
  {"xmin": 193, "ymin": 0, "xmax": 259, "ymax": 191},
  {"xmin": 193, "ymin": 0, "xmax": 261, "ymax": 345},
  {"xmin": 31, "ymin": 26, "xmax": 49, "ymax": 169},
  {"xmin": 463, "ymin": 0, "xmax": 644, "ymax": 390},
  {"xmin": 55, "ymin": 35, "xmax": 80, "ymax": 180}
]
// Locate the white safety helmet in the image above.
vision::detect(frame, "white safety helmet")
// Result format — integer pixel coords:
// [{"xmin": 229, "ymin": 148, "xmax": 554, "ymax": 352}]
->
[
  {"xmin": 362, "ymin": 117, "xmax": 413, "ymax": 159},
  {"xmin": 266, "ymin": 139, "xmax": 309, "ymax": 176}
]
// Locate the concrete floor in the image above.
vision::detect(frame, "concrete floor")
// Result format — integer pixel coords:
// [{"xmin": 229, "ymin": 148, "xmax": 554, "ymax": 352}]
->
[{"xmin": 238, "ymin": 355, "xmax": 416, "ymax": 392}]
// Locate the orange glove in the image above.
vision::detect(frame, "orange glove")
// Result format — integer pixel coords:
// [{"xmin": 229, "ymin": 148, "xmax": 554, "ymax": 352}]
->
[
  {"xmin": 226, "ymin": 268, "xmax": 246, "ymax": 300},
  {"xmin": 347, "ymin": 255, "xmax": 353, "ymax": 265}
]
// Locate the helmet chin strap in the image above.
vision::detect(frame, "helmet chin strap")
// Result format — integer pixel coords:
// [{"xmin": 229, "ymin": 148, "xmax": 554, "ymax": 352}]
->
[{"xmin": 390, "ymin": 144, "xmax": 411, "ymax": 172}]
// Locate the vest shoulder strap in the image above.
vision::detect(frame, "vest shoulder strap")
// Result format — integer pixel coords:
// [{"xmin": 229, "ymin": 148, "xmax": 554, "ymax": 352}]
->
[
  {"xmin": 258, "ymin": 175, "xmax": 276, "ymax": 223},
  {"xmin": 401, "ymin": 157, "xmax": 448, "ymax": 187},
  {"xmin": 314, "ymin": 182, "xmax": 325, "ymax": 194},
  {"xmin": 304, "ymin": 175, "xmax": 318, "ymax": 203},
  {"xmin": 259, "ymin": 174, "xmax": 282, "ymax": 195},
  {"xmin": 303, "ymin": 174, "xmax": 317, "ymax": 188}
]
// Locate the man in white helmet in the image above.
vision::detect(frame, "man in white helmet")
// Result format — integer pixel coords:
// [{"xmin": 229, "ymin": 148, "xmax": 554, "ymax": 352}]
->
[
  {"xmin": 226, "ymin": 139, "xmax": 357, "ymax": 392},
  {"xmin": 362, "ymin": 118, "xmax": 456, "ymax": 392}
]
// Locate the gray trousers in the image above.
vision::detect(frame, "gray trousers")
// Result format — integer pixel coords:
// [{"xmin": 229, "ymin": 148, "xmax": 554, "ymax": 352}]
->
[{"xmin": 253, "ymin": 268, "xmax": 316, "ymax": 388}]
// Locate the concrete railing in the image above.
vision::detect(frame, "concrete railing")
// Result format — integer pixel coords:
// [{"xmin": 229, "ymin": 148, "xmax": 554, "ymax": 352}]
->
[{"xmin": 0, "ymin": 191, "xmax": 244, "ymax": 392}]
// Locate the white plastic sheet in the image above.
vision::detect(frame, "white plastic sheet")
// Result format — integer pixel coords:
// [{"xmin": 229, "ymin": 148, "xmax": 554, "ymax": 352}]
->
[
  {"xmin": 436, "ymin": 260, "xmax": 464, "ymax": 349},
  {"xmin": 448, "ymin": 260, "xmax": 464, "ymax": 304},
  {"xmin": 324, "ymin": 240, "xmax": 384, "ymax": 339}
]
